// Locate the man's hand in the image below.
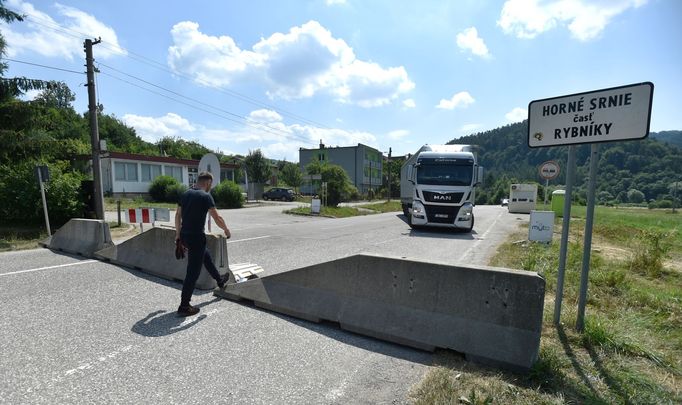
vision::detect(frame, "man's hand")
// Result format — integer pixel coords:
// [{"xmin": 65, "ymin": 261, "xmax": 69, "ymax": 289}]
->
[{"xmin": 224, "ymin": 228, "xmax": 231, "ymax": 239}]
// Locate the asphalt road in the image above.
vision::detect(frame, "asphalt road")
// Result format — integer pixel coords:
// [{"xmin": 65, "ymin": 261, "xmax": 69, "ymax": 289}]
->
[{"xmin": 1, "ymin": 205, "xmax": 526, "ymax": 404}]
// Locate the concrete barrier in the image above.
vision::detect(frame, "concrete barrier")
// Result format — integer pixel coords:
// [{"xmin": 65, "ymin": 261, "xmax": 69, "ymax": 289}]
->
[
  {"xmin": 40, "ymin": 219, "xmax": 113, "ymax": 258},
  {"xmin": 95, "ymin": 227, "xmax": 229, "ymax": 290},
  {"xmin": 215, "ymin": 253, "xmax": 545, "ymax": 370}
]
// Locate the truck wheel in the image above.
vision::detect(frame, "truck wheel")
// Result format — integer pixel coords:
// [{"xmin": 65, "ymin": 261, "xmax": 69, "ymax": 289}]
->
[{"xmin": 402, "ymin": 204, "xmax": 409, "ymax": 217}]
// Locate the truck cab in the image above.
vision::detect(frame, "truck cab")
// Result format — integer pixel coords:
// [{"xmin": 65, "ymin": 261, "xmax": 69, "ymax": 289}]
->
[{"xmin": 401, "ymin": 145, "xmax": 483, "ymax": 232}]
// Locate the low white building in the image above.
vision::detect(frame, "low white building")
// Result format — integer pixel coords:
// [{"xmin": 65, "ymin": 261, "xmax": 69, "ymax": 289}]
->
[{"xmin": 98, "ymin": 152, "xmax": 239, "ymax": 196}]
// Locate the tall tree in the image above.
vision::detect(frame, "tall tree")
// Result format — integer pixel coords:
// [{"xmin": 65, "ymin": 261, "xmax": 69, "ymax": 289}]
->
[
  {"xmin": 244, "ymin": 149, "xmax": 272, "ymax": 184},
  {"xmin": 280, "ymin": 161, "xmax": 303, "ymax": 192}
]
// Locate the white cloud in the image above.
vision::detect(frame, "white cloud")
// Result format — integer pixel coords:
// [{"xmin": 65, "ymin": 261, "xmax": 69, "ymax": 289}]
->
[
  {"xmin": 460, "ymin": 123, "xmax": 483, "ymax": 133},
  {"xmin": 122, "ymin": 110, "xmax": 377, "ymax": 162},
  {"xmin": 325, "ymin": 0, "xmax": 347, "ymax": 5},
  {"xmin": 436, "ymin": 91, "xmax": 475, "ymax": 110},
  {"xmin": 1, "ymin": 0, "xmax": 125, "ymax": 60},
  {"xmin": 505, "ymin": 107, "xmax": 527, "ymax": 122},
  {"xmin": 402, "ymin": 98, "xmax": 416, "ymax": 108},
  {"xmin": 167, "ymin": 20, "xmax": 414, "ymax": 107},
  {"xmin": 387, "ymin": 130, "xmax": 410, "ymax": 140},
  {"xmin": 122, "ymin": 113, "xmax": 195, "ymax": 143},
  {"xmin": 456, "ymin": 27, "xmax": 491, "ymax": 58},
  {"xmin": 498, "ymin": 0, "xmax": 648, "ymax": 41}
]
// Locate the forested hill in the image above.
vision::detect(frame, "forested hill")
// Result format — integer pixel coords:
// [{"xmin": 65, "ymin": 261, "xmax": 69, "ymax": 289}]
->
[{"xmin": 450, "ymin": 122, "xmax": 682, "ymax": 205}]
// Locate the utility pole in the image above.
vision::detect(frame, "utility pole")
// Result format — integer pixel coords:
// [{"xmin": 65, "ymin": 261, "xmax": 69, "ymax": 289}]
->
[
  {"xmin": 84, "ymin": 38, "xmax": 104, "ymax": 220},
  {"xmin": 387, "ymin": 147, "xmax": 392, "ymax": 201}
]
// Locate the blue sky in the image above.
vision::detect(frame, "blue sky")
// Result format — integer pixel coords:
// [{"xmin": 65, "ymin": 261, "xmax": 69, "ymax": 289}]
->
[{"xmin": 2, "ymin": 0, "xmax": 680, "ymax": 161}]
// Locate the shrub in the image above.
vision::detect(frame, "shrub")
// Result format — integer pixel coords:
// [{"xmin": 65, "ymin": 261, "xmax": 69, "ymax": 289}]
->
[
  {"xmin": 166, "ymin": 183, "xmax": 187, "ymax": 204},
  {"xmin": 149, "ymin": 175, "xmax": 180, "ymax": 202},
  {"xmin": 211, "ymin": 180, "xmax": 244, "ymax": 209},
  {"xmin": 629, "ymin": 229, "xmax": 674, "ymax": 277},
  {"xmin": 367, "ymin": 188, "xmax": 375, "ymax": 201},
  {"xmin": 0, "ymin": 160, "xmax": 84, "ymax": 227}
]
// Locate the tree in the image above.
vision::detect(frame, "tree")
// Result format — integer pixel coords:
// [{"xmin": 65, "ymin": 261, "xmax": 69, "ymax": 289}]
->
[
  {"xmin": 244, "ymin": 149, "xmax": 272, "ymax": 184},
  {"xmin": 627, "ymin": 189, "xmax": 645, "ymax": 204},
  {"xmin": 280, "ymin": 161, "xmax": 302, "ymax": 192},
  {"xmin": 34, "ymin": 82, "xmax": 75, "ymax": 109}
]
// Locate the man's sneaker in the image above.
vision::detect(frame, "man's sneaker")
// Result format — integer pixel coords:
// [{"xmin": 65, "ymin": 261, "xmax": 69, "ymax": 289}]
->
[{"xmin": 177, "ymin": 305, "xmax": 200, "ymax": 317}]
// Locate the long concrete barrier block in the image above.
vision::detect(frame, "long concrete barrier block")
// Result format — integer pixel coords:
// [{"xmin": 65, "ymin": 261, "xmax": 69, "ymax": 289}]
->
[
  {"xmin": 214, "ymin": 253, "xmax": 545, "ymax": 370},
  {"xmin": 95, "ymin": 228, "xmax": 229, "ymax": 290},
  {"xmin": 42, "ymin": 219, "xmax": 113, "ymax": 258}
]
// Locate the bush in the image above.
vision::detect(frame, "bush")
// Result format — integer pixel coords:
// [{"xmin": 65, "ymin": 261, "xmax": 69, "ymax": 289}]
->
[
  {"xmin": 0, "ymin": 160, "xmax": 84, "ymax": 227},
  {"xmin": 211, "ymin": 180, "xmax": 244, "ymax": 209},
  {"xmin": 367, "ymin": 188, "xmax": 375, "ymax": 201},
  {"xmin": 149, "ymin": 175, "xmax": 180, "ymax": 202},
  {"xmin": 166, "ymin": 183, "xmax": 187, "ymax": 204}
]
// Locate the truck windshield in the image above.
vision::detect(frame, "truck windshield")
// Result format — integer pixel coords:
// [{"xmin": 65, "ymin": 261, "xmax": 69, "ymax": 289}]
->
[{"xmin": 417, "ymin": 163, "xmax": 473, "ymax": 186}]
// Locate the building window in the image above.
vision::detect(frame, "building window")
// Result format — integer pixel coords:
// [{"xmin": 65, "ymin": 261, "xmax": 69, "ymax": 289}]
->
[
  {"xmin": 114, "ymin": 162, "xmax": 138, "ymax": 182},
  {"xmin": 141, "ymin": 164, "xmax": 162, "ymax": 182},
  {"xmin": 164, "ymin": 165, "xmax": 183, "ymax": 183}
]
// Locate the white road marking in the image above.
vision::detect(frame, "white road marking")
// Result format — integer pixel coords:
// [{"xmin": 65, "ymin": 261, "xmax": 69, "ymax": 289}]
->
[
  {"xmin": 226, "ymin": 235, "xmax": 271, "ymax": 244},
  {"xmin": 0, "ymin": 260, "xmax": 97, "ymax": 277},
  {"xmin": 459, "ymin": 210, "xmax": 504, "ymax": 263}
]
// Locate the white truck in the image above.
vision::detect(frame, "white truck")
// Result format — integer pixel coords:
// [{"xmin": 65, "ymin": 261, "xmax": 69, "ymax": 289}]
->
[{"xmin": 401, "ymin": 144, "xmax": 483, "ymax": 232}]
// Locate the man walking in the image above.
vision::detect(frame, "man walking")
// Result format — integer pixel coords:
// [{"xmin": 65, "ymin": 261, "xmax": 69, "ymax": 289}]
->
[{"xmin": 174, "ymin": 171, "xmax": 231, "ymax": 316}]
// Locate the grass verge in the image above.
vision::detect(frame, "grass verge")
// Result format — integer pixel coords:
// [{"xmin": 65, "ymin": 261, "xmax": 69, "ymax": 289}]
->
[
  {"xmin": 410, "ymin": 206, "xmax": 681, "ymax": 404},
  {"xmin": 285, "ymin": 205, "xmax": 377, "ymax": 218},
  {"xmin": 357, "ymin": 200, "xmax": 402, "ymax": 213},
  {"xmin": 104, "ymin": 197, "xmax": 177, "ymax": 211},
  {"xmin": 0, "ymin": 225, "xmax": 47, "ymax": 251}
]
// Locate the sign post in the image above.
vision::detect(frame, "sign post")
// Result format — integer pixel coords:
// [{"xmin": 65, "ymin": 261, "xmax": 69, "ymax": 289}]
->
[
  {"xmin": 539, "ymin": 160, "xmax": 560, "ymax": 205},
  {"xmin": 36, "ymin": 165, "xmax": 51, "ymax": 237},
  {"xmin": 528, "ymin": 82, "xmax": 653, "ymax": 331}
]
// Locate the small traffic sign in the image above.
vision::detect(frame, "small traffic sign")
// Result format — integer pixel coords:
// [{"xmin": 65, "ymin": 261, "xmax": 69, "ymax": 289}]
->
[{"xmin": 539, "ymin": 161, "xmax": 560, "ymax": 180}]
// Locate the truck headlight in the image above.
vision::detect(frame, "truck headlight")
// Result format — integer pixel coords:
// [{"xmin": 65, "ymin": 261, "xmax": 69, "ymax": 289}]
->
[
  {"xmin": 412, "ymin": 201, "xmax": 425, "ymax": 218},
  {"xmin": 458, "ymin": 203, "xmax": 473, "ymax": 221}
]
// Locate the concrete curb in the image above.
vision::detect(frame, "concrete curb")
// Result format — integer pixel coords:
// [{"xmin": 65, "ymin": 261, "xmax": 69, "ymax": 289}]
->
[{"xmin": 40, "ymin": 219, "xmax": 113, "ymax": 258}]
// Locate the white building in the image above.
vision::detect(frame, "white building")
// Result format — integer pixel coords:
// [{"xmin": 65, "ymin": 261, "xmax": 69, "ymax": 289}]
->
[{"xmin": 99, "ymin": 152, "xmax": 239, "ymax": 196}]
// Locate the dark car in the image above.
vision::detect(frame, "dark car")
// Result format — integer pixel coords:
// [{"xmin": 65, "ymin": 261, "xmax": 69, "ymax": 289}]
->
[{"xmin": 262, "ymin": 187, "xmax": 295, "ymax": 201}]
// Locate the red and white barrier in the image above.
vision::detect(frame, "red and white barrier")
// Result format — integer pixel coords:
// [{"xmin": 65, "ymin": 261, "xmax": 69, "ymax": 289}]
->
[{"xmin": 126, "ymin": 208, "xmax": 153, "ymax": 224}]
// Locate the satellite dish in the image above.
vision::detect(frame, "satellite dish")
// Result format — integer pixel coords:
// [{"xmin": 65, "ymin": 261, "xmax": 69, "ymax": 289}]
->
[{"xmin": 198, "ymin": 153, "xmax": 221, "ymax": 189}]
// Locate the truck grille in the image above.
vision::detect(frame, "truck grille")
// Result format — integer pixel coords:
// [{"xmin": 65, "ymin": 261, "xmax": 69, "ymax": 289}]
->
[
  {"xmin": 422, "ymin": 191, "xmax": 464, "ymax": 204},
  {"xmin": 425, "ymin": 205, "xmax": 461, "ymax": 224}
]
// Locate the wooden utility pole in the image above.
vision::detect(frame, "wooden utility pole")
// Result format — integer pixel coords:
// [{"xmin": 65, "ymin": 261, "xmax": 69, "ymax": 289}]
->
[{"xmin": 84, "ymin": 38, "xmax": 104, "ymax": 220}]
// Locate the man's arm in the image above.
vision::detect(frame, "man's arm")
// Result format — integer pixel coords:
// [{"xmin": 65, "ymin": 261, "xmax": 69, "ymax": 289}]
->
[
  {"xmin": 209, "ymin": 208, "xmax": 231, "ymax": 239},
  {"xmin": 175, "ymin": 206, "xmax": 182, "ymax": 240}
]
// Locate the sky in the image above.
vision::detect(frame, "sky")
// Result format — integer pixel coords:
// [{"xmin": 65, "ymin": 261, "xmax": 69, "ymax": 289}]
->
[{"xmin": 2, "ymin": 0, "xmax": 681, "ymax": 161}]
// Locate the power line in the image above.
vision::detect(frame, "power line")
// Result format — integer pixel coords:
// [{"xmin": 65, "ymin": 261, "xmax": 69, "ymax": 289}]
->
[
  {"xmin": 98, "ymin": 70, "xmax": 314, "ymax": 145},
  {"xmin": 1, "ymin": 57, "xmax": 83, "ymax": 75},
  {"xmin": 96, "ymin": 63, "xmax": 314, "ymax": 144},
  {"xmin": 12, "ymin": 7, "xmax": 332, "ymax": 129}
]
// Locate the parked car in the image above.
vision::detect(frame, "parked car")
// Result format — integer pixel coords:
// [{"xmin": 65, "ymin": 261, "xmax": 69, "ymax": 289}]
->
[
  {"xmin": 501, "ymin": 198, "xmax": 509, "ymax": 207},
  {"xmin": 262, "ymin": 187, "xmax": 295, "ymax": 201}
]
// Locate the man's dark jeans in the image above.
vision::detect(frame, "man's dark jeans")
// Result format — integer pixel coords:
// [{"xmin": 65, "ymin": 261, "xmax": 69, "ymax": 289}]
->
[{"xmin": 180, "ymin": 233, "xmax": 221, "ymax": 307}]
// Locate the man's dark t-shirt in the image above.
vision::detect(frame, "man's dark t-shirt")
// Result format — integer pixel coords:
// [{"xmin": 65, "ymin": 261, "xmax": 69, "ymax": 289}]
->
[{"xmin": 179, "ymin": 188, "xmax": 215, "ymax": 235}]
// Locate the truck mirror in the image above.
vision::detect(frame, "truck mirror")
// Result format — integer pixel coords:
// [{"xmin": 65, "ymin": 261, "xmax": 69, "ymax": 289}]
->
[{"xmin": 475, "ymin": 166, "xmax": 484, "ymax": 186}]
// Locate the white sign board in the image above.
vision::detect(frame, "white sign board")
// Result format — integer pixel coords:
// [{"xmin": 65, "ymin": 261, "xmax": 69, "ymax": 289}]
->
[
  {"xmin": 539, "ymin": 160, "xmax": 560, "ymax": 180},
  {"xmin": 311, "ymin": 199, "xmax": 321, "ymax": 214},
  {"xmin": 528, "ymin": 82, "xmax": 653, "ymax": 148},
  {"xmin": 529, "ymin": 210, "xmax": 555, "ymax": 243}
]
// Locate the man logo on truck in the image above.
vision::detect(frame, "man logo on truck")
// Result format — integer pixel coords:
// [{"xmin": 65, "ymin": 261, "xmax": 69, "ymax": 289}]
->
[{"xmin": 433, "ymin": 194, "xmax": 452, "ymax": 201}]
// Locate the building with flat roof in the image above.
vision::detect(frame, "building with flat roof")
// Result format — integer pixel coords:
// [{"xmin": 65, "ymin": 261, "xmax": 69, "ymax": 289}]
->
[
  {"xmin": 91, "ymin": 152, "xmax": 239, "ymax": 196},
  {"xmin": 299, "ymin": 142, "xmax": 382, "ymax": 194}
]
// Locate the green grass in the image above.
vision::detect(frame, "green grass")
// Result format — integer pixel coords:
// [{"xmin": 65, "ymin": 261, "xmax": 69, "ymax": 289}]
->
[
  {"xmin": 285, "ymin": 205, "xmax": 377, "ymax": 218},
  {"xmin": 411, "ymin": 206, "xmax": 682, "ymax": 404},
  {"xmin": 0, "ymin": 225, "xmax": 47, "ymax": 251},
  {"xmin": 104, "ymin": 197, "xmax": 177, "ymax": 211},
  {"xmin": 357, "ymin": 200, "xmax": 402, "ymax": 213}
]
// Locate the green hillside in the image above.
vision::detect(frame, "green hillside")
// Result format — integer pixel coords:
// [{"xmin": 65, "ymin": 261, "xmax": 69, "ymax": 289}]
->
[{"xmin": 450, "ymin": 122, "xmax": 682, "ymax": 206}]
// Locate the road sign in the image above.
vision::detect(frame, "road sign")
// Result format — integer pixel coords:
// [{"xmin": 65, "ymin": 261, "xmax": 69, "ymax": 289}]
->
[
  {"xmin": 528, "ymin": 82, "xmax": 653, "ymax": 148},
  {"xmin": 539, "ymin": 160, "xmax": 560, "ymax": 180}
]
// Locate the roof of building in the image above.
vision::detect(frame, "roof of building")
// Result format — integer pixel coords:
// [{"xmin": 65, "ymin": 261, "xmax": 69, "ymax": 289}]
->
[{"xmin": 81, "ymin": 151, "xmax": 239, "ymax": 168}]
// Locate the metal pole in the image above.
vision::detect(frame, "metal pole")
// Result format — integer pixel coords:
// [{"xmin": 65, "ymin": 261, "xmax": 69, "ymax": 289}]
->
[
  {"xmin": 38, "ymin": 169, "xmax": 51, "ymax": 237},
  {"xmin": 84, "ymin": 38, "xmax": 104, "ymax": 220},
  {"xmin": 576, "ymin": 143, "xmax": 599, "ymax": 332},
  {"xmin": 117, "ymin": 200, "xmax": 121, "ymax": 226},
  {"xmin": 554, "ymin": 145, "xmax": 576, "ymax": 325},
  {"xmin": 387, "ymin": 147, "xmax": 392, "ymax": 202},
  {"xmin": 544, "ymin": 178, "xmax": 549, "ymax": 206}
]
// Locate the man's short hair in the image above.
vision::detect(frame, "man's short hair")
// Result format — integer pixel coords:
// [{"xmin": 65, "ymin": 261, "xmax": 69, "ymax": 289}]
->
[{"xmin": 198, "ymin": 171, "xmax": 214, "ymax": 182}]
